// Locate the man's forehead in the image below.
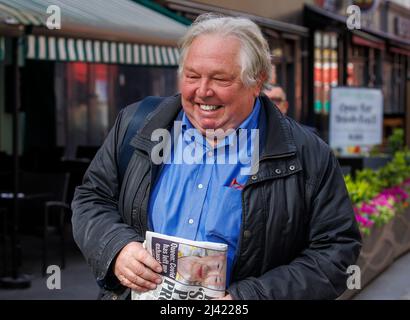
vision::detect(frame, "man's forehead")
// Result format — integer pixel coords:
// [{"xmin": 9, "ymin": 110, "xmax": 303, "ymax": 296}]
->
[{"xmin": 183, "ymin": 34, "xmax": 241, "ymax": 70}]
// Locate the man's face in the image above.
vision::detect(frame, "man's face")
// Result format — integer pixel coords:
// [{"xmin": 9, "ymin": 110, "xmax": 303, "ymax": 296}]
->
[
  {"xmin": 264, "ymin": 87, "xmax": 288, "ymax": 114},
  {"xmin": 180, "ymin": 34, "xmax": 261, "ymax": 136}
]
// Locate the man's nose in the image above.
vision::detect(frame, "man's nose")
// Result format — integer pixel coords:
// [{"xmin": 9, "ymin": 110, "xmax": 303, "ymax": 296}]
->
[{"xmin": 196, "ymin": 79, "xmax": 214, "ymax": 98}]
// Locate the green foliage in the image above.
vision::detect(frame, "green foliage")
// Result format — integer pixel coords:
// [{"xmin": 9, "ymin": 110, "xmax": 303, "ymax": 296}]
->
[
  {"xmin": 345, "ymin": 128, "xmax": 410, "ymax": 236},
  {"xmin": 387, "ymin": 128, "xmax": 404, "ymax": 154},
  {"xmin": 345, "ymin": 149, "xmax": 410, "ymax": 205},
  {"xmin": 372, "ymin": 201, "xmax": 395, "ymax": 227},
  {"xmin": 344, "ymin": 173, "xmax": 377, "ymax": 204},
  {"xmin": 378, "ymin": 149, "xmax": 410, "ymax": 188}
]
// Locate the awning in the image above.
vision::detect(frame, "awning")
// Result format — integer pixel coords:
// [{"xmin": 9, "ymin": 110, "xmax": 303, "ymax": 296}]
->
[
  {"xmin": 0, "ymin": 0, "xmax": 188, "ymax": 65},
  {"xmin": 164, "ymin": 0, "xmax": 309, "ymax": 37},
  {"xmin": 26, "ymin": 35, "xmax": 180, "ymax": 66},
  {"xmin": 305, "ymin": 3, "xmax": 410, "ymax": 48},
  {"xmin": 352, "ymin": 32, "xmax": 386, "ymax": 50}
]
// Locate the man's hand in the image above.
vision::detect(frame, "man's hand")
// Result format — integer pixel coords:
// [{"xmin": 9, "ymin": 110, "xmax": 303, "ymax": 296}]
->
[{"xmin": 114, "ymin": 241, "xmax": 163, "ymax": 292}]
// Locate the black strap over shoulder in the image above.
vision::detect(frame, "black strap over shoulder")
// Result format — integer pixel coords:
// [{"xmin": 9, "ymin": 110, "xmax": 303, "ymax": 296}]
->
[{"xmin": 118, "ymin": 96, "xmax": 165, "ymax": 184}]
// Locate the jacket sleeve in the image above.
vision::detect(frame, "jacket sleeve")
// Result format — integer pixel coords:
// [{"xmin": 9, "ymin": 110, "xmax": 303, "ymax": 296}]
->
[
  {"xmin": 227, "ymin": 149, "xmax": 362, "ymax": 300},
  {"xmin": 71, "ymin": 105, "xmax": 142, "ymax": 286}
]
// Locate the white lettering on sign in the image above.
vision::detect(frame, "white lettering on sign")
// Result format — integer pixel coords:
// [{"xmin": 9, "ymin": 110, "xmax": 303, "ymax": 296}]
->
[{"xmin": 329, "ymin": 87, "xmax": 383, "ymax": 149}]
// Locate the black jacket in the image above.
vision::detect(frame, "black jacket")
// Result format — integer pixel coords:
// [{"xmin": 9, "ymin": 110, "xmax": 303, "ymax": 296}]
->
[{"xmin": 72, "ymin": 94, "xmax": 362, "ymax": 300}]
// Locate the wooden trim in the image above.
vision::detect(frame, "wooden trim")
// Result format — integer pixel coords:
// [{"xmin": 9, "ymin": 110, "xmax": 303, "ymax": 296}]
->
[
  {"xmin": 390, "ymin": 46, "xmax": 410, "ymax": 57},
  {"xmin": 352, "ymin": 34, "xmax": 385, "ymax": 50}
]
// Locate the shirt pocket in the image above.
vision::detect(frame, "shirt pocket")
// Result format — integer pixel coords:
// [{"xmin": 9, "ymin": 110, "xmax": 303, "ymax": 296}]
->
[{"xmin": 204, "ymin": 186, "xmax": 242, "ymax": 245}]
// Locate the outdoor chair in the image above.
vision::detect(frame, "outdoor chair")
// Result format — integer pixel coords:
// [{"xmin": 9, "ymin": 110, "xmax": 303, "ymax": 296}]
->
[
  {"xmin": 18, "ymin": 172, "xmax": 71, "ymax": 276},
  {"xmin": 42, "ymin": 173, "xmax": 71, "ymax": 276}
]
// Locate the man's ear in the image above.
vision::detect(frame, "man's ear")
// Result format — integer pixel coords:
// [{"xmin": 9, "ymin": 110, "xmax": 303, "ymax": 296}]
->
[
  {"xmin": 254, "ymin": 74, "xmax": 267, "ymax": 96},
  {"xmin": 282, "ymin": 101, "xmax": 289, "ymax": 115},
  {"xmin": 178, "ymin": 76, "xmax": 183, "ymax": 91}
]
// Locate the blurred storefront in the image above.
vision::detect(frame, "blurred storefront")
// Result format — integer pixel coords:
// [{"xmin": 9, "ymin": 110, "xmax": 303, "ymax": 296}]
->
[
  {"xmin": 157, "ymin": 0, "xmax": 311, "ymax": 124},
  {"xmin": 156, "ymin": 0, "xmax": 410, "ymax": 148},
  {"xmin": 305, "ymin": 0, "xmax": 410, "ymax": 146},
  {"xmin": 0, "ymin": 0, "xmax": 188, "ymax": 160}
]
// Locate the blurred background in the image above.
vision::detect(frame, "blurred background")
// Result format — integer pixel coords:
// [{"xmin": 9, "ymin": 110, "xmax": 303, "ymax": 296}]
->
[{"xmin": 0, "ymin": 0, "xmax": 410, "ymax": 299}]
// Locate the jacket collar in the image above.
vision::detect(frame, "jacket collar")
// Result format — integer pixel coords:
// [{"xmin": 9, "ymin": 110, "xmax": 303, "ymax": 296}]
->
[
  {"xmin": 258, "ymin": 94, "xmax": 297, "ymax": 159},
  {"xmin": 131, "ymin": 94, "xmax": 297, "ymax": 159},
  {"xmin": 130, "ymin": 94, "xmax": 182, "ymax": 152}
]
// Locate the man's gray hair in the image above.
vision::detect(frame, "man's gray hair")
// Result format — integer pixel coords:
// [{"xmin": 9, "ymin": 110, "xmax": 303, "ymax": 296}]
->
[{"xmin": 178, "ymin": 13, "xmax": 272, "ymax": 89}]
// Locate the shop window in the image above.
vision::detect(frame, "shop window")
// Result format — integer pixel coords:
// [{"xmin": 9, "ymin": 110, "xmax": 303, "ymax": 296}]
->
[
  {"xmin": 382, "ymin": 53, "xmax": 406, "ymax": 115},
  {"xmin": 347, "ymin": 45, "xmax": 367, "ymax": 87},
  {"xmin": 347, "ymin": 45, "xmax": 383, "ymax": 89},
  {"xmin": 383, "ymin": 56, "xmax": 393, "ymax": 113},
  {"xmin": 62, "ymin": 63, "xmax": 113, "ymax": 158},
  {"xmin": 55, "ymin": 63, "xmax": 178, "ymax": 159},
  {"xmin": 269, "ymin": 39, "xmax": 300, "ymax": 120},
  {"xmin": 392, "ymin": 53, "xmax": 406, "ymax": 114},
  {"xmin": 314, "ymin": 31, "xmax": 339, "ymax": 115}
]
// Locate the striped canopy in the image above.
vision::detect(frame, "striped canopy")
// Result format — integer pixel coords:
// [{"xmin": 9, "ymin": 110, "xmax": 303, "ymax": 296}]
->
[
  {"xmin": 26, "ymin": 35, "xmax": 180, "ymax": 66},
  {"xmin": 0, "ymin": 0, "xmax": 187, "ymax": 66}
]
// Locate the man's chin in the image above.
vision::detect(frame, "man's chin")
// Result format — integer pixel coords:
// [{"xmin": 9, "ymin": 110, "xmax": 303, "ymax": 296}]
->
[{"xmin": 195, "ymin": 122, "xmax": 220, "ymax": 133}]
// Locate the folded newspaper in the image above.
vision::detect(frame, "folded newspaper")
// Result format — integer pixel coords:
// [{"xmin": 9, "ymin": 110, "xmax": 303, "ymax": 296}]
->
[{"xmin": 131, "ymin": 231, "xmax": 228, "ymax": 300}]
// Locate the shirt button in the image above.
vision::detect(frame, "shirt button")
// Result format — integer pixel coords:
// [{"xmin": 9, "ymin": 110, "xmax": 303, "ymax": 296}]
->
[
  {"xmin": 251, "ymin": 175, "xmax": 257, "ymax": 181},
  {"xmin": 289, "ymin": 165, "xmax": 295, "ymax": 171},
  {"xmin": 275, "ymin": 169, "xmax": 282, "ymax": 174},
  {"xmin": 208, "ymin": 151, "xmax": 213, "ymax": 157},
  {"xmin": 198, "ymin": 184, "xmax": 203, "ymax": 189},
  {"xmin": 188, "ymin": 219, "xmax": 194, "ymax": 224}
]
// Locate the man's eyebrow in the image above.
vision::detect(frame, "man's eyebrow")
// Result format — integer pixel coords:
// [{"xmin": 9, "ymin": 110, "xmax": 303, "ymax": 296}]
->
[
  {"xmin": 184, "ymin": 67, "xmax": 233, "ymax": 76},
  {"xmin": 184, "ymin": 67, "xmax": 199, "ymax": 73}
]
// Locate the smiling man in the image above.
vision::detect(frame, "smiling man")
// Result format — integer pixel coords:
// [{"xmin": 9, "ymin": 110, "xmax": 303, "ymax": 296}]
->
[
  {"xmin": 180, "ymin": 33, "xmax": 260, "ymax": 136},
  {"xmin": 72, "ymin": 14, "xmax": 361, "ymax": 300}
]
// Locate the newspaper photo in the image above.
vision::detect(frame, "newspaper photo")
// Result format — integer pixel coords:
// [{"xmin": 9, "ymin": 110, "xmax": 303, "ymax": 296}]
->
[{"xmin": 131, "ymin": 231, "xmax": 228, "ymax": 300}]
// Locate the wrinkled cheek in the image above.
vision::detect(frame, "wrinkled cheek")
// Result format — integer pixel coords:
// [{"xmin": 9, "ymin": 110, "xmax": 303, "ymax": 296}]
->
[{"xmin": 180, "ymin": 83, "xmax": 195, "ymax": 99}]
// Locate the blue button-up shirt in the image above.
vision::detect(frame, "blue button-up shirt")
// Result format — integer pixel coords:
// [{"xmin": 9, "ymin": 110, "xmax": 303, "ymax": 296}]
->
[{"xmin": 148, "ymin": 98, "xmax": 261, "ymax": 285}]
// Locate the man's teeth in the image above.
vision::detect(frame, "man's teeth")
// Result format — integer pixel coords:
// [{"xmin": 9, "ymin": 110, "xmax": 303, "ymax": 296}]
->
[{"xmin": 199, "ymin": 104, "xmax": 221, "ymax": 111}]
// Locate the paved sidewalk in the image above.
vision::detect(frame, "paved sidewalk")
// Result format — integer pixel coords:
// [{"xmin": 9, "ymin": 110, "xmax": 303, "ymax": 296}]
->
[
  {"xmin": 353, "ymin": 251, "xmax": 410, "ymax": 300},
  {"xmin": 0, "ymin": 235, "xmax": 99, "ymax": 300},
  {"xmin": 2, "ymin": 235, "xmax": 409, "ymax": 300}
]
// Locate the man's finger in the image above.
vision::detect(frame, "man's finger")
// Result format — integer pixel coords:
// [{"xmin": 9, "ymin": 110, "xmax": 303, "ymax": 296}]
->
[
  {"xmin": 129, "ymin": 259, "xmax": 163, "ymax": 284},
  {"xmin": 119, "ymin": 275, "xmax": 149, "ymax": 292},
  {"xmin": 123, "ymin": 267, "xmax": 158, "ymax": 290},
  {"xmin": 134, "ymin": 248, "xmax": 162, "ymax": 273}
]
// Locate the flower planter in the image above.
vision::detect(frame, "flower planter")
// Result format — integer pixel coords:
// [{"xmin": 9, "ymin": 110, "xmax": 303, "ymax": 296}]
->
[
  {"xmin": 339, "ymin": 207, "xmax": 410, "ymax": 299},
  {"xmin": 391, "ymin": 207, "xmax": 410, "ymax": 257}
]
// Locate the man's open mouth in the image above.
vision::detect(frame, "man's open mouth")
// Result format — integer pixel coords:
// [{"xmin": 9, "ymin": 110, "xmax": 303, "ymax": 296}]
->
[{"xmin": 199, "ymin": 104, "xmax": 223, "ymax": 111}]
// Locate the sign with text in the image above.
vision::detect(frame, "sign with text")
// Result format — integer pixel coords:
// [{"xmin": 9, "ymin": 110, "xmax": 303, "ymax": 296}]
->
[{"xmin": 329, "ymin": 87, "xmax": 383, "ymax": 148}]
